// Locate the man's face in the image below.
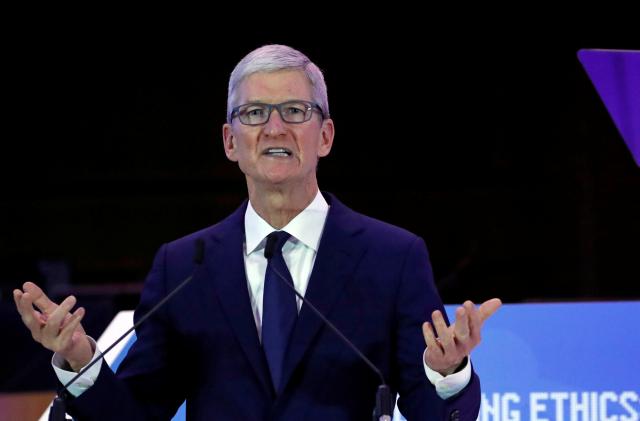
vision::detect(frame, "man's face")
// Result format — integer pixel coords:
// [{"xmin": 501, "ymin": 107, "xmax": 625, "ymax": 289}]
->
[{"xmin": 222, "ymin": 70, "xmax": 334, "ymax": 192}]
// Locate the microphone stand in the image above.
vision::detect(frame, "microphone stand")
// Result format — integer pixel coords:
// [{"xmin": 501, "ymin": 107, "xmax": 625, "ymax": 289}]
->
[
  {"xmin": 48, "ymin": 239, "xmax": 205, "ymax": 421},
  {"xmin": 264, "ymin": 237, "xmax": 393, "ymax": 421}
]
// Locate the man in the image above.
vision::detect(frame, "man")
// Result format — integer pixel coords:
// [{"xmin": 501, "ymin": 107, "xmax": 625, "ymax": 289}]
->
[{"xmin": 14, "ymin": 44, "xmax": 501, "ymax": 420}]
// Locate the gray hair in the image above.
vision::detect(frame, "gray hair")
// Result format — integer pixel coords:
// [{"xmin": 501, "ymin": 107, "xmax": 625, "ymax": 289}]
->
[{"xmin": 226, "ymin": 44, "xmax": 329, "ymax": 123}]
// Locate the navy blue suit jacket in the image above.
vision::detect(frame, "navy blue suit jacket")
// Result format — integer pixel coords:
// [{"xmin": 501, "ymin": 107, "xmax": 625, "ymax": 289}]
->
[{"xmin": 67, "ymin": 193, "xmax": 481, "ymax": 420}]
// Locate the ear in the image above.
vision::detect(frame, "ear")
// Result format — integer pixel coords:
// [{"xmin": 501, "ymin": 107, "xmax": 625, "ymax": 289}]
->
[
  {"xmin": 317, "ymin": 118, "xmax": 335, "ymax": 158},
  {"xmin": 222, "ymin": 123, "xmax": 238, "ymax": 162}
]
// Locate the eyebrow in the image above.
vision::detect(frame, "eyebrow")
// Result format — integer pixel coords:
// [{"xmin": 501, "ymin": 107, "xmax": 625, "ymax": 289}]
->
[{"xmin": 241, "ymin": 99, "xmax": 313, "ymax": 104}]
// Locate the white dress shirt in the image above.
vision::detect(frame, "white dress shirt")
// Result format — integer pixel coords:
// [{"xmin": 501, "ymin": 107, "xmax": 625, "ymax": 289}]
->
[
  {"xmin": 53, "ymin": 189, "xmax": 470, "ymax": 399},
  {"xmin": 243, "ymin": 190, "xmax": 329, "ymax": 340}
]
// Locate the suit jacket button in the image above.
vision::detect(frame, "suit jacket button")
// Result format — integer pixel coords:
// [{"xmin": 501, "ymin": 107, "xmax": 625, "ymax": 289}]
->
[{"xmin": 449, "ymin": 409, "xmax": 460, "ymax": 421}]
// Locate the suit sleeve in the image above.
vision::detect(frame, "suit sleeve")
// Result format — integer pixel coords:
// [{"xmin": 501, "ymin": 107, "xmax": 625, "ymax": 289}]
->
[
  {"xmin": 65, "ymin": 244, "xmax": 187, "ymax": 420},
  {"xmin": 394, "ymin": 236, "xmax": 481, "ymax": 421}
]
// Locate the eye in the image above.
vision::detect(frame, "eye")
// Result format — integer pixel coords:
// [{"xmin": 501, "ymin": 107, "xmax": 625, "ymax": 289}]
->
[
  {"xmin": 245, "ymin": 107, "xmax": 265, "ymax": 117},
  {"xmin": 283, "ymin": 104, "xmax": 306, "ymax": 116}
]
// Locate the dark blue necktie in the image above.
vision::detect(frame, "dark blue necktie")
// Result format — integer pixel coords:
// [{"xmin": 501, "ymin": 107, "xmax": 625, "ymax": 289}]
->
[{"xmin": 262, "ymin": 231, "xmax": 298, "ymax": 393}]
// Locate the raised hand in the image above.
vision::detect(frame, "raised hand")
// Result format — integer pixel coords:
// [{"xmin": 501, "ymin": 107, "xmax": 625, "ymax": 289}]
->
[
  {"xmin": 422, "ymin": 298, "xmax": 502, "ymax": 376},
  {"xmin": 14, "ymin": 281, "xmax": 93, "ymax": 371}
]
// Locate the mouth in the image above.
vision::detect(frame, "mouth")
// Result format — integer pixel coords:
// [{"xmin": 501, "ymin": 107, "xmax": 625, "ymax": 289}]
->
[{"xmin": 262, "ymin": 147, "xmax": 293, "ymax": 157}]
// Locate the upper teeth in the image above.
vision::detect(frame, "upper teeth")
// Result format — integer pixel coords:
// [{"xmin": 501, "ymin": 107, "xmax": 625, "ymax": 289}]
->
[{"xmin": 266, "ymin": 148, "xmax": 290, "ymax": 155}]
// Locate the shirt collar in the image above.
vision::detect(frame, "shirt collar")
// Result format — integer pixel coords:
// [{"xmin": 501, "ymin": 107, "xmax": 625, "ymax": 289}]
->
[{"xmin": 244, "ymin": 190, "xmax": 329, "ymax": 255}]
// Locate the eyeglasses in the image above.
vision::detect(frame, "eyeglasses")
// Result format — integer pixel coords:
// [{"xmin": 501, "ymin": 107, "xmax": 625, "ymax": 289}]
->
[{"xmin": 230, "ymin": 100, "xmax": 324, "ymax": 126}]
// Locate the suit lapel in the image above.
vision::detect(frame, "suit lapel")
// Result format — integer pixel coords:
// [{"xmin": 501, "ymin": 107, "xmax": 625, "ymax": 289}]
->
[
  {"xmin": 280, "ymin": 194, "xmax": 366, "ymax": 392},
  {"xmin": 203, "ymin": 202, "xmax": 274, "ymax": 398}
]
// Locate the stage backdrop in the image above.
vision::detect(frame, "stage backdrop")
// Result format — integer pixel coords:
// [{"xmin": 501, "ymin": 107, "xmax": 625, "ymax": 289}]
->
[{"xmin": 40, "ymin": 301, "xmax": 640, "ymax": 421}]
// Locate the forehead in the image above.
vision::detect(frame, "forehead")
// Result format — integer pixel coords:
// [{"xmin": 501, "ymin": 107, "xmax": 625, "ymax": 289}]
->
[{"xmin": 236, "ymin": 70, "xmax": 313, "ymax": 104}]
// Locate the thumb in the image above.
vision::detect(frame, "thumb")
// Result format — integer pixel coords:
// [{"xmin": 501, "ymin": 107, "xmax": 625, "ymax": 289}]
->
[{"xmin": 479, "ymin": 298, "xmax": 502, "ymax": 323}]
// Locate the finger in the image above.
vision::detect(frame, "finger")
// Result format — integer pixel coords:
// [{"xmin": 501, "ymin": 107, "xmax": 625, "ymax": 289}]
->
[
  {"xmin": 478, "ymin": 298, "xmax": 502, "ymax": 323},
  {"xmin": 57, "ymin": 307, "xmax": 85, "ymax": 349},
  {"xmin": 422, "ymin": 322, "xmax": 443, "ymax": 353},
  {"xmin": 16, "ymin": 291, "xmax": 42, "ymax": 328},
  {"xmin": 432, "ymin": 310, "xmax": 455, "ymax": 353},
  {"xmin": 42, "ymin": 296, "xmax": 77, "ymax": 338},
  {"xmin": 14, "ymin": 289, "xmax": 32, "ymax": 324},
  {"xmin": 23, "ymin": 282, "xmax": 57, "ymax": 315},
  {"xmin": 453, "ymin": 306, "xmax": 470, "ymax": 342},
  {"xmin": 13, "ymin": 289, "xmax": 23, "ymax": 314},
  {"xmin": 59, "ymin": 311, "xmax": 75, "ymax": 330},
  {"xmin": 463, "ymin": 300, "xmax": 482, "ymax": 341},
  {"xmin": 15, "ymin": 292, "xmax": 50, "ymax": 343},
  {"xmin": 46, "ymin": 295, "xmax": 77, "ymax": 328},
  {"xmin": 431, "ymin": 310, "xmax": 449, "ymax": 336},
  {"xmin": 59, "ymin": 308, "xmax": 87, "ymax": 335}
]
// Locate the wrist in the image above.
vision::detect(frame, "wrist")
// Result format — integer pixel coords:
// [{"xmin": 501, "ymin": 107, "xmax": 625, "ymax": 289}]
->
[
  {"xmin": 66, "ymin": 336, "xmax": 95, "ymax": 372},
  {"xmin": 437, "ymin": 356, "xmax": 468, "ymax": 377}
]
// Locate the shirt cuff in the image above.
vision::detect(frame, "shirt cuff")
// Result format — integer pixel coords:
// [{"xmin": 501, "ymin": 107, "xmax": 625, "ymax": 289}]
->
[
  {"xmin": 423, "ymin": 349, "xmax": 472, "ymax": 400},
  {"xmin": 52, "ymin": 337, "xmax": 103, "ymax": 397}
]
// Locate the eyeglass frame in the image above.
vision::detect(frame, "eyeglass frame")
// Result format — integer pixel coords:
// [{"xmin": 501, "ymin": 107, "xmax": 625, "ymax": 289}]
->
[{"xmin": 229, "ymin": 100, "xmax": 325, "ymax": 126}]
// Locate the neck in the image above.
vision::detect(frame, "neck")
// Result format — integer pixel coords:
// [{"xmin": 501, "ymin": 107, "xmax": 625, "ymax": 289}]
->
[{"xmin": 247, "ymin": 180, "xmax": 319, "ymax": 229}]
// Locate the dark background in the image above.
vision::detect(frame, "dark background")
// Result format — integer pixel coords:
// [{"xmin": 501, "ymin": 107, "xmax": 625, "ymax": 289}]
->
[{"xmin": 1, "ymin": 21, "xmax": 638, "ymax": 391}]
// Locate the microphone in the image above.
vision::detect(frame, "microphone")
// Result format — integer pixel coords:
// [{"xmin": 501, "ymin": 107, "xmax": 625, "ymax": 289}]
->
[
  {"xmin": 264, "ymin": 235, "xmax": 392, "ymax": 421},
  {"xmin": 49, "ymin": 238, "xmax": 206, "ymax": 421}
]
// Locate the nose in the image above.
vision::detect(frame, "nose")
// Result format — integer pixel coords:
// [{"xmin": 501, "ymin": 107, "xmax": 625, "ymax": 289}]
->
[{"xmin": 263, "ymin": 107, "xmax": 287, "ymax": 137}]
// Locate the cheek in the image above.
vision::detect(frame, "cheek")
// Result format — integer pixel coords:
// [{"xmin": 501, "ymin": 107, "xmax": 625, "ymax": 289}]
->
[
  {"xmin": 298, "ymin": 128, "xmax": 324, "ymax": 154},
  {"xmin": 233, "ymin": 135, "xmax": 257, "ymax": 157}
]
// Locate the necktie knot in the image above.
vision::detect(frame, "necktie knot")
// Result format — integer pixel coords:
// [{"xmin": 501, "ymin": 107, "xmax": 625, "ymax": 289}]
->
[{"xmin": 264, "ymin": 231, "xmax": 291, "ymax": 259}]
